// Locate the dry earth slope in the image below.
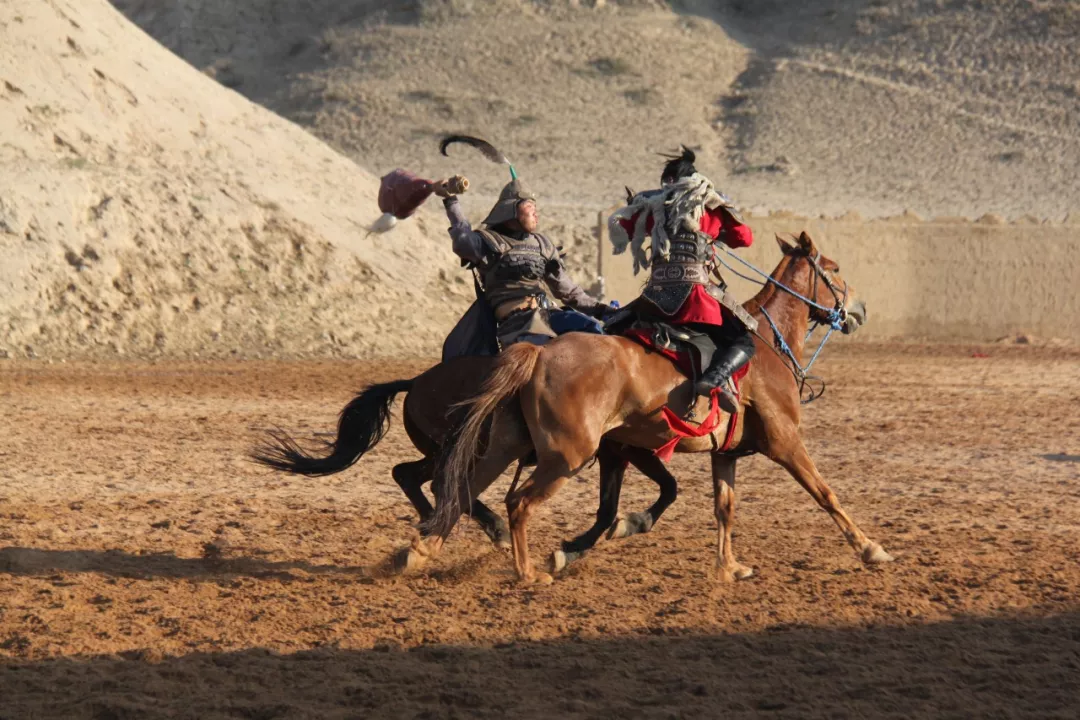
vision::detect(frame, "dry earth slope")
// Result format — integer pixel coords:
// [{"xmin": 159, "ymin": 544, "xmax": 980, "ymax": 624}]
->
[
  {"xmin": 0, "ymin": 0, "xmax": 470, "ymax": 361},
  {"xmin": 114, "ymin": 0, "xmax": 1079, "ymax": 219}
]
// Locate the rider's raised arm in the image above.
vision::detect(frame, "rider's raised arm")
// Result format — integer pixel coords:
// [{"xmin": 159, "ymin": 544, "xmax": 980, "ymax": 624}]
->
[{"xmin": 443, "ymin": 196, "xmax": 489, "ymax": 265}]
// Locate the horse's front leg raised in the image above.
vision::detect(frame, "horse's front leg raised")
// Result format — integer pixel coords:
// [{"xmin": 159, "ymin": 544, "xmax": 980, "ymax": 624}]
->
[
  {"xmin": 711, "ymin": 452, "xmax": 754, "ymax": 582},
  {"xmin": 765, "ymin": 431, "xmax": 893, "ymax": 565}
]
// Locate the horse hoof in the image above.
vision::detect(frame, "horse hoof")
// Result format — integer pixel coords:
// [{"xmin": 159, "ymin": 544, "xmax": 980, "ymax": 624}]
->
[
  {"xmin": 631, "ymin": 512, "xmax": 655, "ymax": 534},
  {"xmin": 717, "ymin": 563, "xmax": 753, "ymax": 582},
  {"xmin": 391, "ymin": 546, "xmax": 426, "ymax": 574},
  {"xmin": 532, "ymin": 572, "xmax": 554, "ymax": 586},
  {"xmin": 551, "ymin": 549, "xmax": 585, "ymax": 573},
  {"xmin": 862, "ymin": 542, "xmax": 894, "ymax": 564},
  {"xmin": 486, "ymin": 521, "xmax": 512, "ymax": 551},
  {"xmin": 607, "ymin": 518, "xmax": 630, "ymax": 540},
  {"xmin": 733, "ymin": 564, "xmax": 754, "ymax": 580},
  {"xmin": 607, "ymin": 512, "xmax": 654, "ymax": 541}
]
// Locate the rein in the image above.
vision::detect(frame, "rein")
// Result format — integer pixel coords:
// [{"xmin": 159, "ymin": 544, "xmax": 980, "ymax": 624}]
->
[{"xmin": 712, "ymin": 245, "xmax": 849, "ymax": 405}]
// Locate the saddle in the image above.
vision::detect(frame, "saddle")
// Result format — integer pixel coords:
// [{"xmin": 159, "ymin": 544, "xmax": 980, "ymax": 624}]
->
[
  {"xmin": 627, "ymin": 322, "xmax": 714, "ymax": 379},
  {"xmin": 604, "ymin": 309, "xmax": 716, "ymax": 381},
  {"xmin": 606, "ymin": 312, "xmax": 747, "ymax": 461}
]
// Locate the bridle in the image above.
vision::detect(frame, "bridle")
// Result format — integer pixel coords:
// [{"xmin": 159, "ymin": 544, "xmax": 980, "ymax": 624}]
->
[{"xmin": 713, "ymin": 245, "xmax": 852, "ymax": 404}]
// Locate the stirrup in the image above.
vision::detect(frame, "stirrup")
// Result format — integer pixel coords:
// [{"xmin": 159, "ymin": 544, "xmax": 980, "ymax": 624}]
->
[
  {"xmin": 695, "ymin": 377, "xmax": 739, "ymax": 413},
  {"xmin": 715, "ymin": 385, "xmax": 739, "ymax": 414}
]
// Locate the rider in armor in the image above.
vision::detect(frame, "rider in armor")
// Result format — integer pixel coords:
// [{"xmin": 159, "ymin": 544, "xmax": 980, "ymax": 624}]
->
[
  {"xmin": 609, "ymin": 147, "xmax": 756, "ymax": 413},
  {"xmin": 435, "ymin": 175, "xmax": 612, "ymax": 353}
]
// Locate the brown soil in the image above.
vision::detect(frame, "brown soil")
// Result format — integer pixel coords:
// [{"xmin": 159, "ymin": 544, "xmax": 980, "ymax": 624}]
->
[{"xmin": 2, "ymin": 344, "xmax": 1079, "ymax": 717}]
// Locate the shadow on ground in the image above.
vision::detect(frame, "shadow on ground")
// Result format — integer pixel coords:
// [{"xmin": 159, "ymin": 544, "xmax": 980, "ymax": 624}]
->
[
  {"xmin": 2, "ymin": 611, "xmax": 1077, "ymax": 719},
  {"xmin": 0, "ymin": 546, "xmax": 369, "ymax": 582}
]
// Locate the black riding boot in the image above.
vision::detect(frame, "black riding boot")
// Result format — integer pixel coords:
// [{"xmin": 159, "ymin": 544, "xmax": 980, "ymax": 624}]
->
[{"xmin": 695, "ymin": 345, "xmax": 754, "ymax": 413}]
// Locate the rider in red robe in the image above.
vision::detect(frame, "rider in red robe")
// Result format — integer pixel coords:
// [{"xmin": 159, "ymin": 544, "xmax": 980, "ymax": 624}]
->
[{"xmin": 609, "ymin": 148, "xmax": 756, "ymax": 413}]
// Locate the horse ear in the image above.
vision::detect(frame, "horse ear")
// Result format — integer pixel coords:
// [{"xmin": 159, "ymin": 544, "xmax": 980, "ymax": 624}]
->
[
  {"xmin": 775, "ymin": 233, "xmax": 796, "ymax": 254},
  {"xmin": 797, "ymin": 231, "xmax": 816, "ymax": 253}
]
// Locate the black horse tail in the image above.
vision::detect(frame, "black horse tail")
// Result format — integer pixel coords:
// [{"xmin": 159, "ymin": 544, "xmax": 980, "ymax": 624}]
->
[{"xmin": 250, "ymin": 379, "xmax": 414, "ymax": 476}]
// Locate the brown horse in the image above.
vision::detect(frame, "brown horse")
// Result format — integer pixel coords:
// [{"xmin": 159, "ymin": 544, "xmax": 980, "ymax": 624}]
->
[
  {"xmin": 250, "ymin": 357, "xmax": 682, "ymax": 566},
  {"xmin": 424, "ymin": 232, "xmax": 893, "ymax": 583},
  {"xmin": 250, "ymin": 357, "xmax": 512, "ymax": 549}
]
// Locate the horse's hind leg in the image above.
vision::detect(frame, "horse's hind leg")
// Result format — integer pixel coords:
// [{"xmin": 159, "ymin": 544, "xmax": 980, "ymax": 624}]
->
[
  {"xmin": 766, "ymin": 434, "xmax": 893, "ymax": 565},
  {"xmin": 393, "ymin": 457, "xmax": 507, "ymax": 548},
  {"xmin": 398, "ymin": 416, "xmax": 529, "ymax": 572},
  {"xmin": 607, "ymin": 445, "xmax": 678, "ymax": 541},
  {"xmin": 392, "ymin": 458, "xmax": 435, "ymax": 522},
  {"xmin": 552, "ymin": 441, "xmax": 627, "ymax": 571},
  {"xmin": 507, "ymin": 447, "xmax": 596, "ymax": 584},
  {"xmin": 711, "ymin": 452, "xmax": 753, "ymax": 582}
]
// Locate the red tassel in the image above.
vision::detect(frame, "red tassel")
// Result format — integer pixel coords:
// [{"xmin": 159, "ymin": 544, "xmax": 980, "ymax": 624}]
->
[{"xmin": 378, "ymin": 169, "xmax": 435, "ymax": 219}]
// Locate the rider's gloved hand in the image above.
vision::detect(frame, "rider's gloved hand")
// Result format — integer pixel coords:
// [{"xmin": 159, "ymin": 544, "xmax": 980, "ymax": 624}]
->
[{"xmin": 586, "ymin": 303, "xmax": 619, "ymax": 320}]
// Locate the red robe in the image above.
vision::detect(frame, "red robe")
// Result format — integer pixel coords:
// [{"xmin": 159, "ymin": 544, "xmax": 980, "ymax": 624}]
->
[{"xmin": 618, "ymin": 206, "xmax": 753, "ymax": 327}]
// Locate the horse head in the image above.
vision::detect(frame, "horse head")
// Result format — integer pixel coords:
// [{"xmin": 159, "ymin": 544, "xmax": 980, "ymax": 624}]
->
[{"xmin": 775, "ymin": 231, "xmax": 867, "ymax": 335}]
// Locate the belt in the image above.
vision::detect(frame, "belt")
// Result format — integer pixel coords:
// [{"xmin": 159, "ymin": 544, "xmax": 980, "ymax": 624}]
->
[
  {"xmin": 649, "ymin": 262, "xmax": 709, "ymax": 285},
  {"xmin": 494, "ymin": 296, "xmax": 541, "ymax": 322}
]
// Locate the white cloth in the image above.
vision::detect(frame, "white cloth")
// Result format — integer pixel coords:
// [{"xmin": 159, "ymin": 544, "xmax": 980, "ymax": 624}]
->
[{"xmin": 608, "ymin": 173, "xmax": 727, "ymax": 275}]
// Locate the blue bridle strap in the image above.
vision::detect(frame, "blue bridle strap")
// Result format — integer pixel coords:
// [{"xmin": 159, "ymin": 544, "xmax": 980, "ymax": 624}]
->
[{"xmin": 713, "ymin": 245, "xmax": 847, "ymax": 403}]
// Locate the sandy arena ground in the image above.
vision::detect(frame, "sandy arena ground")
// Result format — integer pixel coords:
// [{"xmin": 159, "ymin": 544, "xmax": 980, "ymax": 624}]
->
[{"xmin": 1, "ymin": 344, "xmax": 1079, "ymax": 718}]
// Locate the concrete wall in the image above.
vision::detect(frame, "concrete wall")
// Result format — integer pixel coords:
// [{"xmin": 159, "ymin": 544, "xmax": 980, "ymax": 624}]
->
[{"xmin": 599, "ymin": 212, "xmax": 1080, "ymax": 342}]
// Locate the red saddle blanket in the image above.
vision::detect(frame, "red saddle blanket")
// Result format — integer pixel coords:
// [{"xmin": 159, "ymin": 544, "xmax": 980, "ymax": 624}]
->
[{"xmin": 624, "ymin": 327, "xmax": 749, "ymax": 461}]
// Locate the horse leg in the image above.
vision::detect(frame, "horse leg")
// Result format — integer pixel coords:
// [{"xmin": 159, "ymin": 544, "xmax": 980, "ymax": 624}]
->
[
  {"xmin": 392, "ymin": 458, "xmax": 435, "ymax": 522},
  {"xmin": 711, "ymin": 452, "xmax": 753, "ymax": 582},
  {"xmin": 393, "ymin": 457, "xmax": 508, "ymax": 549},
  {"xmin": 767, "ymin": 435, "xmax": 893, "ymax": 565},
  {"xmin": 396, "ymin": 445, "xmax": 524, "ymax": 573},
  {"xmin": 607, "ymin": 445, "xmax": 678, "ymax": 541},
  {"xmin": 551, "ymin": 441, "xmax": 627, "ymax": 571},
  {"xmin": 469, "ymin": 495, "xmax": 511, "ymax": 551},
  {"xmin": 506, "ymin": 462, "xmax": 578, "ymax": 585}
]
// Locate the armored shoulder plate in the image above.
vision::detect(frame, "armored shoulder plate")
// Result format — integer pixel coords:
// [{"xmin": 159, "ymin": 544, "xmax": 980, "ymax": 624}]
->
[{"xmin": 475, "ymin": 229, "xmax": 512, "ymax": 256}]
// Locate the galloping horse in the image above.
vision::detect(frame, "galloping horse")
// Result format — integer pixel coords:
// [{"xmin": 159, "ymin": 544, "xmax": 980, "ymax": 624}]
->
[
  {"xmin": 423, "ymin": 232, "xmax": 894, "ymax": 583},
  {"xmin": 250, "ymin": 357, "xmax": 513, "ymax": 549},
  {"xmin": 250, "ymin": 357, "xmax": 683, "ymax": 565}
]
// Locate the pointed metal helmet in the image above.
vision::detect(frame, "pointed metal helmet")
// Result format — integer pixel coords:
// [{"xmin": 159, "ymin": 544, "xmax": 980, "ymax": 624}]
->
[{"xmin": 482, "ymin": 177, "xmax": 537, "ymax": 228}]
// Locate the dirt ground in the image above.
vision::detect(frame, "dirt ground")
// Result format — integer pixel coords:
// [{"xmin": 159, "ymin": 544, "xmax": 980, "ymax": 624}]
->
[{"xmin": 1, "ymin": 343, "xmax": 1079, "ymax": 718}]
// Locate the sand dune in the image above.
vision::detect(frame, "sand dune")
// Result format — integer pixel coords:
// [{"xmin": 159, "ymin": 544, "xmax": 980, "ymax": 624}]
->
[
  {"xmin": 0, "ymin": 0, "xmax": 468, "ymax": 361},
  {"xmin": 115, "ymin": 0, "xmax": 1079, "ymax": 219},
  {"xmin": 2, "ymin": 0, "xmax": 1076, "ymax": 360}
]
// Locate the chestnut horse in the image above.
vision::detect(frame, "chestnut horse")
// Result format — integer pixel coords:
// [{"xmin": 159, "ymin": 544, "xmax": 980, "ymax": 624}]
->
[
  {"xmin": 250, "ymin": 358, "xmax": 682, "ymax": 565},
  {"xmin": 423, "ymin": 232, "xmax": 893, "ymax": 583}
]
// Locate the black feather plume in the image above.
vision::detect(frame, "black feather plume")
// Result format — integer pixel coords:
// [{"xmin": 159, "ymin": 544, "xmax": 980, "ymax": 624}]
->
[{"xmin": 439, "ymin": 135, "xmax": 510, "ymax": 166}]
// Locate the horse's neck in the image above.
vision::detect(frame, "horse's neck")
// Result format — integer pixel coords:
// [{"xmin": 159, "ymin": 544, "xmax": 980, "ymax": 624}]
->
[{"xmin": 745, "ymin": 255, "xmax": 811, "ymax": 363}]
